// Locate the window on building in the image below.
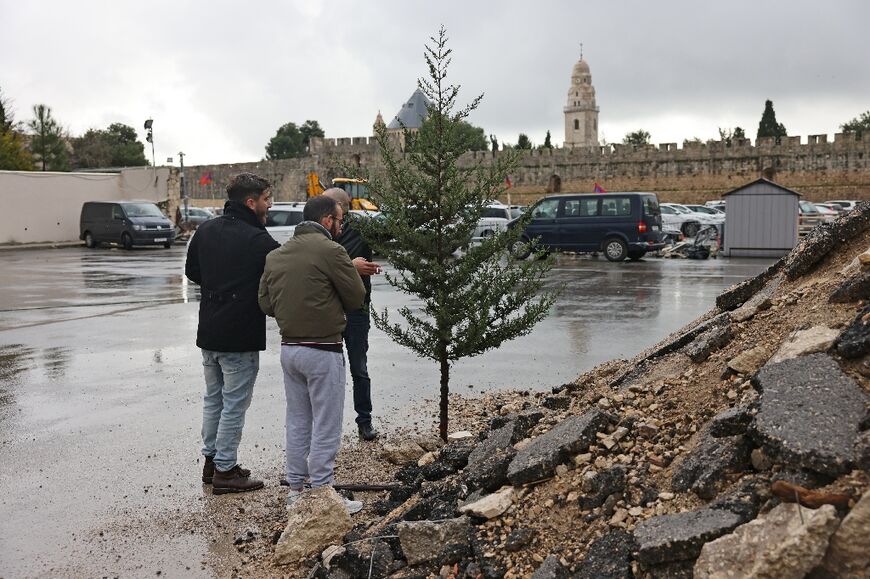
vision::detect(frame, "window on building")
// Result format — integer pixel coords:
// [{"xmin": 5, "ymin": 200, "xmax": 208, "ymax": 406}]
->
[{"xmin": 574, "ymin": 119, "xmax": 579, "ymax": 130}]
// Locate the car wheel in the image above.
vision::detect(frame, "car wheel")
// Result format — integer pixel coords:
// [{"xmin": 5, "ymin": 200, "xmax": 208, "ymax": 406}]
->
[
  {"xmin": 628, "ymin": 250, "xmax": 645, "ymax": 261},
  {"xmin": 511, "ymin": 238, "xmax": 532, "ymax": 260},
  {"xmin": 604, "ymin": 237, "xmax": 628, "ymax": 262},
  {"xmin": 682, "ymin": 222, "xmax": 700, "ymax": 238},
  {"xmin": 84, "ymin": 232, "xmax": 98, "ymax": 248},
  {"xmin": 121, "ymin": 233, "xmax": 133, "ymax": 250}
]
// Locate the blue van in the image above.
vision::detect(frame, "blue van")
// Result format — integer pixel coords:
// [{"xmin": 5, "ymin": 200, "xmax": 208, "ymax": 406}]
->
[
  {"xmin": 510, "ymin": 192, "xmax": 665, "ymax": 261},
  {"xmin": 80, "ymin": 201, "xmax": 176, "ymax": 249}
]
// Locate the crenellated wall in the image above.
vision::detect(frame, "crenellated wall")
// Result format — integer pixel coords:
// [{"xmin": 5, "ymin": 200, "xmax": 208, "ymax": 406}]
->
[{"xmin": 183, "ymin": 132, "xmax": 870, "ymax": 206}]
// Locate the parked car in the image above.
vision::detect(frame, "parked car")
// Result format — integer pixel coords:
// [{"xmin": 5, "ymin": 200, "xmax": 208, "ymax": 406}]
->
[
  {"xmin": 704, "ymin": 200, "xmax": 726, "ymax": 212},
  {"xmin": 814, "ymin": 204, "xmax": 840, "ymax": 222},
  {"xmin": 509, "ymin": 192, "xmax": 665, "ymax": 261},
  {"xmin": 798, "ymin": 201, "xmax": 823, "ymax": 236},
  {"xmin": 827, "ymin": 200, "xmax": 860, "ymax": 211},
  {"xmin": 473, "ymin": 203, "xmax": 512, "ymax": 239},
  {"xmin": 266, "ymin": 202, "xmax": 305, "ymax": 245},
  {"xmin": 659, "ymin": 204, "xmax": 701, "ymax": 237},
  {"xmin": 661, "ymin": 203, "xmax": 722, "ymax": 236},
  {"xmin": 685, "ymin": 204, "xmax": 725, "ymax": 217},
  {"xmin": 80, "ymin": 200, "xmax": 176, "ymax": 249},
  {"xmin": 181, "ymin": 206, "xmax": 215, "ymax": 227}
]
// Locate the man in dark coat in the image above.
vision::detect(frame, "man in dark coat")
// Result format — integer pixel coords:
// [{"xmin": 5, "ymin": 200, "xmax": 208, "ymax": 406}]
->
[
  {"xmin": 323, "ymin": 188, "xmax": 382, "ymax": 440},
  {"xmin": 185, "ymin": 173, "xmax": 280, "ymax": 494}
]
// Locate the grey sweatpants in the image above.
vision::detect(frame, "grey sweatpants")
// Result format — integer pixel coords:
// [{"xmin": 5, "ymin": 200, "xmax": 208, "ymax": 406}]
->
[{"xmin": 280, "ymin": 345, "xmax": 345, "ymax": 488}]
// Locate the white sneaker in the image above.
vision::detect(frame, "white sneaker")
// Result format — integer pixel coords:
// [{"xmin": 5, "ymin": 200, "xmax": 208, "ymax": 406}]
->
[
  {"xmin": 344, "ymin": 497, "xmax": 363, "ymax": 515},
  {"xmin": 286, "ymin": 485, "xmax": 311, "ymax": 509}
]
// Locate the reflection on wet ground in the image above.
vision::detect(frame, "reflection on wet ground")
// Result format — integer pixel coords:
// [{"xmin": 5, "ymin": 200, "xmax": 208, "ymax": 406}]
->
[{"xmin": 0, "ymin": 246, "xmax": 774, "ymax": 575}]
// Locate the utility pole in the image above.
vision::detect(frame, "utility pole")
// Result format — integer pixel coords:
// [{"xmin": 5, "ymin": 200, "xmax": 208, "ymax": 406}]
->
[
  {"xmin": 144, "ymin": 118, "xmax": 156, "ymax": 184},
  {"xmin": 179, "ymin": 151, "xmax": 187, "ymax": 218}
]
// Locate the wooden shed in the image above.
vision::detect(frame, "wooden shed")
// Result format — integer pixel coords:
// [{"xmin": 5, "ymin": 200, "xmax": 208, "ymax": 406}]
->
[{"xmin": 722, "ymin": 178, "xmax": 800, "ymax": 257}]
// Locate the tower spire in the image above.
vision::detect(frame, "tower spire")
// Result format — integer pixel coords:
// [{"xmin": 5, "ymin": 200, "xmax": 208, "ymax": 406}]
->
[{"xmin": 580, "ymin": 42, "xmax": 583, "ymax": 60}]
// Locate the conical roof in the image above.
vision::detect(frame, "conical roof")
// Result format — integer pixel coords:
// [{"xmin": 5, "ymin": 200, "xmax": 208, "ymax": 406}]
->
[{"xmin": 387, "ymin": 88, "xmax": 431, "ymax": 130}]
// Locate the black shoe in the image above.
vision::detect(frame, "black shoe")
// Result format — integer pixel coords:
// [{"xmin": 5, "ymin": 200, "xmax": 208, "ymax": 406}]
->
[
  {"xmin": 202, "ymin": 456, "xmax": 250, "ymax": 484},
  {"xmin": 212, "ymin": 465, "xmax": 263, "ymax": 495},
  {"xmin": 358, "ymin": 423, "xmax": 379, "ymax": 441}
]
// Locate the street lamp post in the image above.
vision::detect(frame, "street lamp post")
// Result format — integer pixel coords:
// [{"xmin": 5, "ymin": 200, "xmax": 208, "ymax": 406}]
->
[
  {"xmin": 144, "ymin": 118, "xmax": 155, "ymax": 168},
  {"xmin": 179, "ymin": 151, "xmax": 187, "ymax": 218}
]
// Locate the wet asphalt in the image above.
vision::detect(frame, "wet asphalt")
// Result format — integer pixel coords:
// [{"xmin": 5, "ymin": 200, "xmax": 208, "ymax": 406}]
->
[{"xmin": 0, "ymin": 245, "xmax": 773, "ymax": 576}]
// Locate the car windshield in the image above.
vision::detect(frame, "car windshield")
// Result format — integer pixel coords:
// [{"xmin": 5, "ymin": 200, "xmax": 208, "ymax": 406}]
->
[
  {"xmin": 688, "ymin": 205, "xmax": 716, "ymax": 214},
  {"xmin": 800, "ymin": 201, "xmax": 819, "ymax": 213},
  {"xmin": 123, "ymin": 203, "xmax": 164, "ymax": 218}
]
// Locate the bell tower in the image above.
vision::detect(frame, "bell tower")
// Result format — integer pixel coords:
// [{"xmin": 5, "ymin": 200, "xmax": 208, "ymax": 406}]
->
[{"xmin": 564, "ymin": 51, "xmax": 599, "ymax": 148}]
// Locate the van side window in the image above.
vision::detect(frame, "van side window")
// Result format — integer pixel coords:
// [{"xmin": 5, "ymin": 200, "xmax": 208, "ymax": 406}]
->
[
  {"xmin": 601, "ymin": 197, "xmax": 631, "ymax": 216},
  {"xmin": 532, "ymin": 198, "xmax": 559, "ymax": 219},
  {"xmin": 112, "ymin": 206, "xmax": 125, "ymax": 220},
  {"xmin": 563, "ymin": 199, "xmax": 599, "ymax": 217}
]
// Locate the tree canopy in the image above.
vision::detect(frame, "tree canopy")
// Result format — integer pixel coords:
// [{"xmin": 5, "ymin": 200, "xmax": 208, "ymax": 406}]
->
[
  {"xmin": 0, "ymin": 87, "xmax": 32, "ymax": 170},
  {"xmin": 352, "ymin": 28, "xmax": 557, "ymax": 440},
  {"xmin": 71, "ymin": 123, "xmax": 148, "ymax": 169},
  {"xmin": 543, "ymin": 130, "xmax": 553, "ymax": 149},
  {"xmin": 265, "ymin": 119, "xmax": 325, "ymax": 160},
  {"xmin": 756, "ymin": 100, "xmax": 787, "ymax": 140},
  {"xmin": 28, "ymin": 104, "xmax": 68, "ymax": 171},
  {"xmin": 516, "ymin": 133, "xmax": 532, "ymax": 149},
  {"xmin": 840, "ymin": 111, "xmax": 870, "ymax": 137},
  {"xmin": 623, "ymin": 129, "xmax": 651, "ymax": 147}
]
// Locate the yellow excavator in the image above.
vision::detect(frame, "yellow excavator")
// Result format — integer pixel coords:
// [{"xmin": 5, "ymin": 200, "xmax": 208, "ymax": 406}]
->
[{"xmin": 307, "ymin": 172, "xmax": 379, "ymax": 211}]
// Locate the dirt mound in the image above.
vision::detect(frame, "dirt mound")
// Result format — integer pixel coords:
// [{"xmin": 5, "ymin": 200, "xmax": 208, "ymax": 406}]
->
[{"xmin": 211, "ymin": 204, "xmax": 870, "ymax": 578}]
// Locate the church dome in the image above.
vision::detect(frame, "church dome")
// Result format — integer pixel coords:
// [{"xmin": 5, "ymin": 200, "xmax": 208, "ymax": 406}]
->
[{"xmin": 573, "ymin": 59, "xmax": 590, "ymax": 76}]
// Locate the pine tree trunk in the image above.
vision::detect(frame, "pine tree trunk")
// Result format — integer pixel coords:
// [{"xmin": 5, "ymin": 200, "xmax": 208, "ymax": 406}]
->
[{"xmin": 438, "ymin": 341, "xmax": 450, "ymax": 441}]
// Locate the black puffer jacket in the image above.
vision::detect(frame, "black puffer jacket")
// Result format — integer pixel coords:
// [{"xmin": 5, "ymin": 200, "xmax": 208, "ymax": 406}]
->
[{"xmin": 185, "ymin": 200, "xmax": 280, "ymax": 352}]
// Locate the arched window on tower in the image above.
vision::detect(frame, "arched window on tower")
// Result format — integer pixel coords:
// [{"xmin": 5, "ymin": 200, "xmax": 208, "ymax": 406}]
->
[{"xmin": 574, "ymin": 119, "xmax": 580, "ymax": 130}]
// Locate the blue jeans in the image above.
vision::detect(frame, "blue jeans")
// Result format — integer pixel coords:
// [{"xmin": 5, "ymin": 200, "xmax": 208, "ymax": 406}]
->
[
  {"xmin": 343, "ymin": 308, "xmax": 372, "ymax": 426},
  {"xmin": 201, "ymin": 350, "xmax": 259, "ymax": 472}
]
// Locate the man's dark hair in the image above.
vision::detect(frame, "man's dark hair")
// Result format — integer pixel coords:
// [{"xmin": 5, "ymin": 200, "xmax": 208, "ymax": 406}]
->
[
  {"xmin": 226, "ymin": 172, "xmax": 271, "ymax": 202},
  {"xmin": 304, "ymin": 196, "xmax": 339, "ymax": 223}
]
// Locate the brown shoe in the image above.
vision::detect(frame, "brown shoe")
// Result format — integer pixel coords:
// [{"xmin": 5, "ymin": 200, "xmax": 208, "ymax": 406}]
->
[
  {"xmin": 212, "ymin": 465, "xmax": 263, "ymax": 495},
  {"xmin": 202, "ymin": 456, "xmax": 251, "ymax": 484}
]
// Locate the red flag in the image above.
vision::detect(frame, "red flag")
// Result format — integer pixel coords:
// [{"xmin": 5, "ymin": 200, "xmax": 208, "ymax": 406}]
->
[
  {"xmin": 505, "ymin": 176, "xmax": 512, "ymax": 189},
  {"xmin": 199, "ymin": 172, "xmax": 213, "ymax": 186},
  {"xmin": 593, "ymin": 182, "xmax": 607, "ymax": 193}
]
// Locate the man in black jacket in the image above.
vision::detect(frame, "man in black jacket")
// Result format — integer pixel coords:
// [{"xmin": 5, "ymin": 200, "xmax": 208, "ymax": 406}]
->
[
  {"xmin": 323, "ymin": 188, "xmax": 382, "ymax": 440},
  {"xmin": 185, "ymin": 173, "xmax": 280, "ymax": 494}
]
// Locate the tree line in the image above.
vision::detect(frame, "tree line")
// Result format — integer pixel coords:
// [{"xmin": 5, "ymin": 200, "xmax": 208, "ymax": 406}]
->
[
  {"xmin": 622, "ymin": 100, "xmax": 870, "ymax": 148},
  {"xmin": 1, "ymin": 87, "xmax": 150, "ymax": 171}
]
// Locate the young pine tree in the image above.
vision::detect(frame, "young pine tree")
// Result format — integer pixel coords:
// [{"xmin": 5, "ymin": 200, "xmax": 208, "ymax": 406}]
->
[
  {"xmin": 756, "ymin": 100, "xmax": 787, "ymax": 140},
  {"xmin": 354, "ymin": 28, "xmax": 558, "ymax": 440}
]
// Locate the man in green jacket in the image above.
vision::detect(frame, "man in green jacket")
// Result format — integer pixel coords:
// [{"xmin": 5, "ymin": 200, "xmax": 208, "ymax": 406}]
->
[{"xmin": 258, "ymin": 196, "xmax": 366, "ymax": 513}]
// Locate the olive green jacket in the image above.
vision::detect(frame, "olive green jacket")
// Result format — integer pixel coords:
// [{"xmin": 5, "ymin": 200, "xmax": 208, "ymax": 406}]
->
[{"xmin": 258, "ymin": 222, "xmax": 365, "ymax": 343}]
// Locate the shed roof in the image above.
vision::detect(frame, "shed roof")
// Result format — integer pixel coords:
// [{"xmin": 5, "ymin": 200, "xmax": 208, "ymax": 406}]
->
[
  {"xmin": 387, "ymin": 88, "xmax": 431, "ymax": 130},
  {"xmin": 723, "ymin": 178, "xmax": 802, "ymax": 197}
]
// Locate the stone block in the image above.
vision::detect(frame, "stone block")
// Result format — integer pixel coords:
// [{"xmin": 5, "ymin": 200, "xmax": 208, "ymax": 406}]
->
[
  {"xmin": 396, "ymin": 517, "xmax": 470, "ymax": 566},
  {"xmin": 672, "ymin": 434, "xmax": 751, "ymax": 499},
  {"xmin": 769, "ymin": 325, "xmax": 839, "ymax": 364},
  {"xmin": 813, "ymin": 490, "xmax": 870, "ymax": 578},
  {"xmin": 694, "ymin": 503, "xmax": 839, "ymax": 579},
  {"xmin": 686, "ymin": 323, "xmax": 734, "ymax": 362},
  {"xmin": 634, "ymin": 507, "xmax": 745, "ymax": 565},
  {"xmin": 531, "ymin": 554, "xmax": 568, "ymax": 579},
  {"xmin": 835, "ymin": 305, "xmax": 870, "ymax": 359},
  {"xmin": 274, "ymin": 486, "xmax": 353, "ymax": 565},
  {"xmin": 727, "ymin": 346, "xmax": 770, "ymax": 375},
  {"xmin": 708, "ymin": 404, "xmax": 752, "ymax": 438},
  {"xmin": 458, "ymin": 486, "xmax": 514, "ymax": 519},
  {"xmin": 573, "ymin": 529, "xmax": 635, "ymax": 579},
  {"xmin": 752, "ymin": 353, "xmax": 869, "ymax": 474},
  {"xmin": 507, "ymin": 410, "xmax": 610, "ymax": 485}
]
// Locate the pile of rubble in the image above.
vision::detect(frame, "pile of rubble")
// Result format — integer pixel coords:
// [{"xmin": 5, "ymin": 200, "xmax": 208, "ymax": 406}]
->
[{"xmin": 269, "ymin": 204, "xmax": 869, "ymax": 578}]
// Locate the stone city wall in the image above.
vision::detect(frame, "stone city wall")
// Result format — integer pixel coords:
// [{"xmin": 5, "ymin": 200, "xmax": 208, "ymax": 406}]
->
[{"xmin": 182, "ymin": 132, "xmax": 870, "ymax": 207}]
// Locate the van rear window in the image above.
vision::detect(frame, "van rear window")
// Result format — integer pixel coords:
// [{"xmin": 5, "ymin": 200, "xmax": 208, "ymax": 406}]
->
[
  {"xmin": 601, "ymin": 197, "xmax": 631, "ymax": 216},
  {"xmin": 642, "ymin": 196, "xmax": 660, "ymax": 215}
]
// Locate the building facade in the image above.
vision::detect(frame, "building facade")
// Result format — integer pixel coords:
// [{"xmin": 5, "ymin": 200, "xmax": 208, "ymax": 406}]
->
[{"xmin": 563, "ymin": 57, "xmax": 599, "ymax": 149}]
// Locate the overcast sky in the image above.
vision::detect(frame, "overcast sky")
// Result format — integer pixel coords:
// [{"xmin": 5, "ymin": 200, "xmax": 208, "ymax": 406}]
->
[{"xmin": 2, "ymin": 0, "xmax": 868, "ymax": 166}]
